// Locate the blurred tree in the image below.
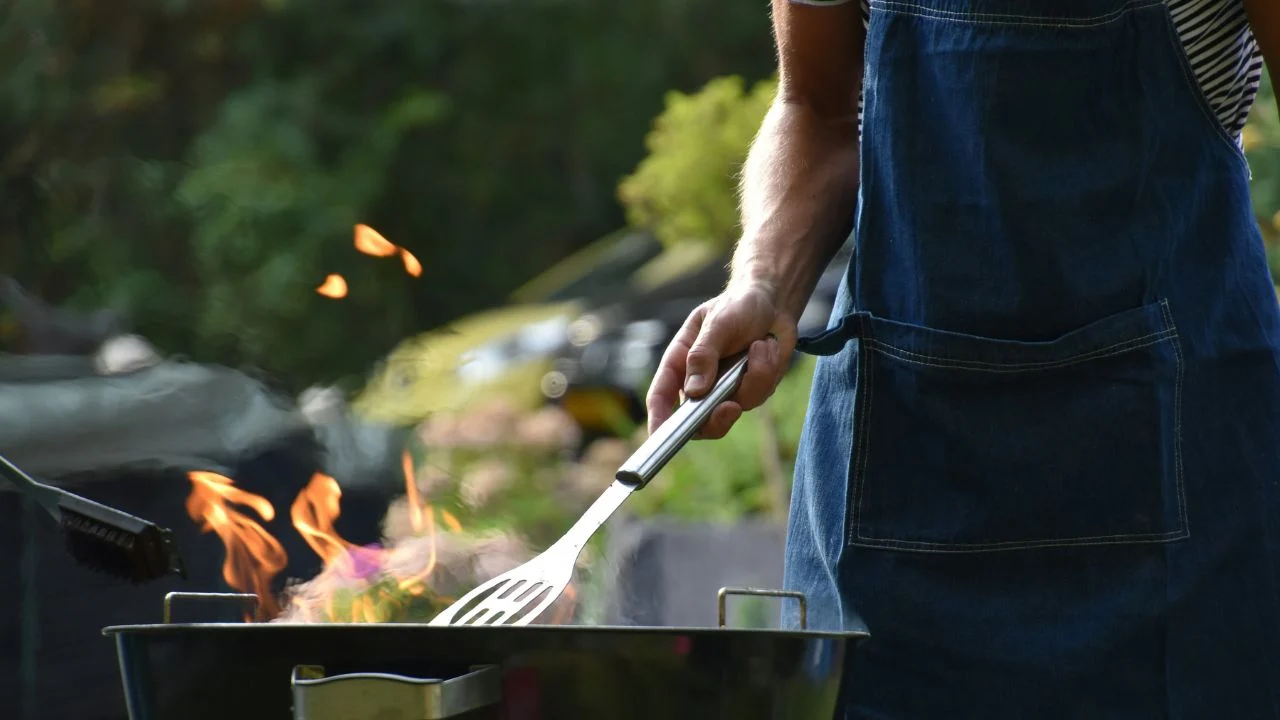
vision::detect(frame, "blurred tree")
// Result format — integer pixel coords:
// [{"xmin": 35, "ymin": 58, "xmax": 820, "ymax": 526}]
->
[
  {"xmin": 617, "ymin": 75, "xmax": 777, "ymax": 252},
  {"xmin": 0, "ymin": 0, "xmax": 778, "ymax": 390},
  {"xmin": 1246, "ymin": 69, "xmax": 1280, "ymax": 278}
]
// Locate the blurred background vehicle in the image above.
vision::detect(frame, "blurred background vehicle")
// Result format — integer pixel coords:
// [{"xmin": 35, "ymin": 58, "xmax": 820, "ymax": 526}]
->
[
  {"xmin": 349, "ymin": 229, "xmax": 722, "ymax": 429},
  {"xmin": 544, "ymin": 241, "xmax": 854, "ymax": 439}
]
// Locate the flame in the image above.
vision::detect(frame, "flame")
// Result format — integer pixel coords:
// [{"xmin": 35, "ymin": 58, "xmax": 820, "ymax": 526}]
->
[
  {"xmin": 290, "ymin": 473, "xmax": 354, "ymax": 566},
  {"xmin": 441, "ymin": 509, "xmax": 462, "ymax": 533},
  {"xmin": 189, "ymin": 448, "xmax": 578, "ymax": 626},
  {"xmin": 354, "ymin": 224, "xmax": 398, "ymax": 257},
  {"xmin": 316, "ymin": 274, "xmax": 348, "ymax": 298},
  {"xmin": 185, "ymin": 471, "xmax": 288, "ymax": 620},
  {"xmin": 268, "ymin": 452, "xmax": 448, "ymax": 623},
  {"xmin": 352, "ymin": 223, "xmax": 421, "ymax": 278},
  {"xmin": 400, "ymin": 249, "xmax": 422, "ymax": 277},
  {"xmin": 402, "ymin": 451, "xmax": 426, "ymax": 533}
]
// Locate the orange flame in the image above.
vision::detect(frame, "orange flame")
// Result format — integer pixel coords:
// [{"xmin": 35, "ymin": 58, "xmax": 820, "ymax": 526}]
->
[
  {"xmin": 185, "ymin": 471, "xmax": 287, "ymax": 620},
  {"xmin": 189, "ymin": 449, "xmax": 577, "ymax": 625},
  {"xmin": 352, "ymin": 223, "xmax": 421, "ymax": 278},
  {"xmin": 290, "ymin": 473, "xmax": 354, "ymax": 565},
  {"xmin": 316, "ymin": 274, "xmax": 348, "ymax": 298},
  {"xmin": 402, "ymin": 451, "xmax": 426, "ymax": 533},
  {"xmin": 400, "ymin": 249, "xmax": 422, "ymax": 277},
  {"xmin": 354, "ymin": 224, "xmax": 398, "ymax": 257}
]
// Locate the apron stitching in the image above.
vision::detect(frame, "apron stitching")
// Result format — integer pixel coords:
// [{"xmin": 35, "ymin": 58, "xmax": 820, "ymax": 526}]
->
[
  {"xmin": 865, "ymin": 328, "xmax": 1176, "ymax": 371},
  {"xmin": 870, "ymin": 0, "xmax": 1164, "ymax": 27},
  {"xmin": 1159, "ymin": 299, "xmax": 1190, "ymax": 538},
  {"xmin": 850, "ymin": 530, "xmax": 1189, "ymax": 551},
  {"xmin": 849, "ymin": 320, "xmax": 876, "ymax": 545},
  {"xmin": 846, "ymin": 306, "xmax": 1188, "ymax": 549}
]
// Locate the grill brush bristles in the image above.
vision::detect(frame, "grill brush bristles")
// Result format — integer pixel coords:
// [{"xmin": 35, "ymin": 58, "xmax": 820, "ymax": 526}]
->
[{"xmin": 0, "ymin": 452, "xmax": 186, "ymax": 583}]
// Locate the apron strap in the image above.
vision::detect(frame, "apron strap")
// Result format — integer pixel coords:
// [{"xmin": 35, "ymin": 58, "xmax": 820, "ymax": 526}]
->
[{"xmin": 795, "ymin": 313, "xmax": 862, "ymax": 357}]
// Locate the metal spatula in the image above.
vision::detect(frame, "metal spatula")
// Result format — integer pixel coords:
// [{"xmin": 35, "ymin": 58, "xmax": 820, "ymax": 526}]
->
[{"xmin": 428, "ymin": 353, "xmax": 750, "ymax": 627}]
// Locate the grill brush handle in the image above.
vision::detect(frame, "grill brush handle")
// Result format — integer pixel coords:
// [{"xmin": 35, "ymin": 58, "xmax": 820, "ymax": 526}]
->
[{"xmin": 615, "ymin": 352, "xmax": 749, "ymax": 488}]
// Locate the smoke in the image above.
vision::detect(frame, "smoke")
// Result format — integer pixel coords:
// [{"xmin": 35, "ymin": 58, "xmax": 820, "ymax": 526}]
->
[{"xmin": 270, "ymin": 400, "xmax": 622, "ymax": 626}]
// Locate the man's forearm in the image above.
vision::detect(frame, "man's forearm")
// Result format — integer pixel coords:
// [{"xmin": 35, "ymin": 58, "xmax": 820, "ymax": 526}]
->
[
  {"xmin": 1245, "ymin": 0, "xmax": 1280, "ymax": 115},
  {"xmin": 731, "ymin": 99, "xmax": 860, "ymax": 320}
]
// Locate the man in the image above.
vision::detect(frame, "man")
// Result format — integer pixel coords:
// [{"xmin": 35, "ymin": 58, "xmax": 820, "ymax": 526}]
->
[{"xmin": 647, "ymin": 0, "xmax": 1280, "ymax": 717}]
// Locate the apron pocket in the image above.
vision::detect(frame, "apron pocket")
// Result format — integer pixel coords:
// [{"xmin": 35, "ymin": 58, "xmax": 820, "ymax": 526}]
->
[{"xmin": 848, "ymin": 298, "xmax": 1186, "ymax": 552}]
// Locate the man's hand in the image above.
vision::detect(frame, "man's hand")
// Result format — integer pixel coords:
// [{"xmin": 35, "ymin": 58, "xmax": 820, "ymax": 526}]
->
[{"xmin": 646, "ymin": 280, "xmax": 799, "ymax": 438}]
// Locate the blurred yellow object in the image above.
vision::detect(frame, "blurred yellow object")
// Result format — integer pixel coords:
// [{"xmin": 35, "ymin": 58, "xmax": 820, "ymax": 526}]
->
[
  {"xmin": 508, "ymin": 228, "xmax": 661, "ymax": 306},
  {"xmin": 351, "ymin": 302, "xmax": 579, "ymax": 426},
  {"xmin": 628, "ymin": 242, "xmax": 722, "ymax": 293},
  {"xmin": 1243, "ymin": 124, "xmax": 1264, "ymax": 153},
  {"xmin": 558, "ymin": 386, "xmax": 635, "ymax": 434},
  {"xmin": 351, "ymin": 228, "xmax": 721, "ymax": 429}
]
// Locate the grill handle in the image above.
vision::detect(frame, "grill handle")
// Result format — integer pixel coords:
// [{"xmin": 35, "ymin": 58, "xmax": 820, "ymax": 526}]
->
[
  {"xmin": 163, "ymin": 591, "xmax": 259, "ymax": 624},
  {"xmin": 291, "ymin": 665, "xmax": 502, "ymax": 720},
  {"xmin": 615, "ymin": 352, "xmax": 749, "ymax": 488},
  {"xmin": 718, "ymin": 586, "xmax": 807, "ymax": 630}
]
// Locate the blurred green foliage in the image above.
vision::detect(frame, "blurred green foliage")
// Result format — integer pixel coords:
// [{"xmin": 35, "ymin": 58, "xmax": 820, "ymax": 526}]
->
[
  {"xmin": 618, "ymin": 75, "xmax": 778, "ymax": 252},
  {"xmin": 0, "ymin": 0, "xmax": 777, "ymax": 390},
  {"xmin": 1246, "ymin": 71, "xmax": 1280, "ymax": 277}
]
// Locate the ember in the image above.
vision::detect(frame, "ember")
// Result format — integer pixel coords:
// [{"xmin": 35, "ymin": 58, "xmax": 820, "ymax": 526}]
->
[
  {"xmin": 401, "ymin": 248, "xmax": 423, "ymax": 277},
  {"xmin": 315, "ymin": 274, "xmax": 348, "ymax": 299},
  {"xmin": 353, "ymin": 224, "xmax": 398, "ymax": 257},
  {"xmin": 354, "ymin": 223, "xmax": 422, "ymax": 278},
  {"xmin": 316, "ymin": 224, "xmax": 420, "ymax": 301}
]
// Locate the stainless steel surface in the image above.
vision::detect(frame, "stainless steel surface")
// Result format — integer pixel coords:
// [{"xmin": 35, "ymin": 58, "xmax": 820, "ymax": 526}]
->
[
  {"xmin": 163, "ymin": 591, "xmax": 259, "ymax": 624},
  {"xmin": 717, "ymin": 587, "xmax": 807, "ymax": 630},
  {"xmin": 614, "ymin": 353, "xmax": 749, "ymax": 487},
  {"xmin": 105, "ymin": 621, "xmax": 866, "ymax": 720},
  {"xmin": 291, "ymin": 664, "xmax": 502, "ymax": 720},
  {"xmin": 430, "ymin": 354, "xmax": 747, "ymax": 628}
]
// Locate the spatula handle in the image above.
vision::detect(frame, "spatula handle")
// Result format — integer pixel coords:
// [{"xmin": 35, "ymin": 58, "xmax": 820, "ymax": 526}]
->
[{"xmin": 615, "ymin": 352, "xmax": 749, "ymax": 488}]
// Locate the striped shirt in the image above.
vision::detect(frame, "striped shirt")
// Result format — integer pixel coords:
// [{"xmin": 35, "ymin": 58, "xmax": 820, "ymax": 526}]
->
[{"xmin": 796, "ymin": 0, "xmax": 1263, "ymax": 141}]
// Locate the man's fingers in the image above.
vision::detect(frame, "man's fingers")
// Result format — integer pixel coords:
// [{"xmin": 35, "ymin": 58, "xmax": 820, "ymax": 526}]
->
[
  {"xmin": 645, "ymin": 309, "xmax": 705, "ymax": 433},
  {"xmin": 695, "ymin": 401, "xmax": 743, "ymax": 440},
  {"xmin": 684, "ymin": 307, "xmax": 746, "ymax": 397},
  {"xmin": 648, "ymin": 292, "xmax": 796, "ymax": 438},
  {"xmin": 683, "ymin": 344, "xmax": 723, "ymax": 399},
  {"xmin": 734, "ymin": 336, "xmax": 781, "ymax": 412},
  {"xmin": 769, "ymin": 312, "xmax": 799, "ymax": 358}
]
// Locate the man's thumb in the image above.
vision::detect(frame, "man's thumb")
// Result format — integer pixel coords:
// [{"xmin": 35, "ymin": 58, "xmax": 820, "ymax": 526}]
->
[{"xmin": 684, "ymin": 323, "xmax": 735, "ymax": 396}]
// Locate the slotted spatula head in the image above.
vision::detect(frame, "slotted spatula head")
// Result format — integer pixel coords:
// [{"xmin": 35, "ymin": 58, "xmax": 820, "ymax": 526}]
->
[
  {"xmin": 429, "ymin": 480, "xmax": 634, "ymax": 626},
  {"xmin": 429, "ymin": 353, "xmax": 750, "ymax": 627},
  {"xmin": 426, "ymin": 555, "xmax": 573, "ymax": 627}
]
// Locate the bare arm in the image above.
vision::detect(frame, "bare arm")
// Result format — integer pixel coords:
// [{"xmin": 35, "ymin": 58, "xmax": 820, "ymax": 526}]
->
[
  {"xmin": 1245, "ymin": 0, "xmax": 1280, "ymax": 115},
  {"xmin": 732, "ymin": 0, "xmax": 867, "ymax": 320},
  {"xmin": 645, "ymin": 0, "xmax": 867, "ymax": 437}
]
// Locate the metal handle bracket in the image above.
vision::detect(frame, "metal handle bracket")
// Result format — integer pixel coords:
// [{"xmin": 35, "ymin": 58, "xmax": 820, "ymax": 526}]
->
[
  {"xmin": 291, "ymin": 664, "xmax": 502, "ymax": 719},
  {"xmin": 163, "ymin": 591, "xmax": 259, "ymax": 624},
  {"xmin": 717, "ymin": 586, "xmax": 807, "ymax": 630}
]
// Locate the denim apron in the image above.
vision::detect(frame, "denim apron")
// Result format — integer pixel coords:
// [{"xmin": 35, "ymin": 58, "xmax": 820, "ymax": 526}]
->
[{"xmin": 782, "ymin": 1, "xmax": 1280, "ymax": 718}]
